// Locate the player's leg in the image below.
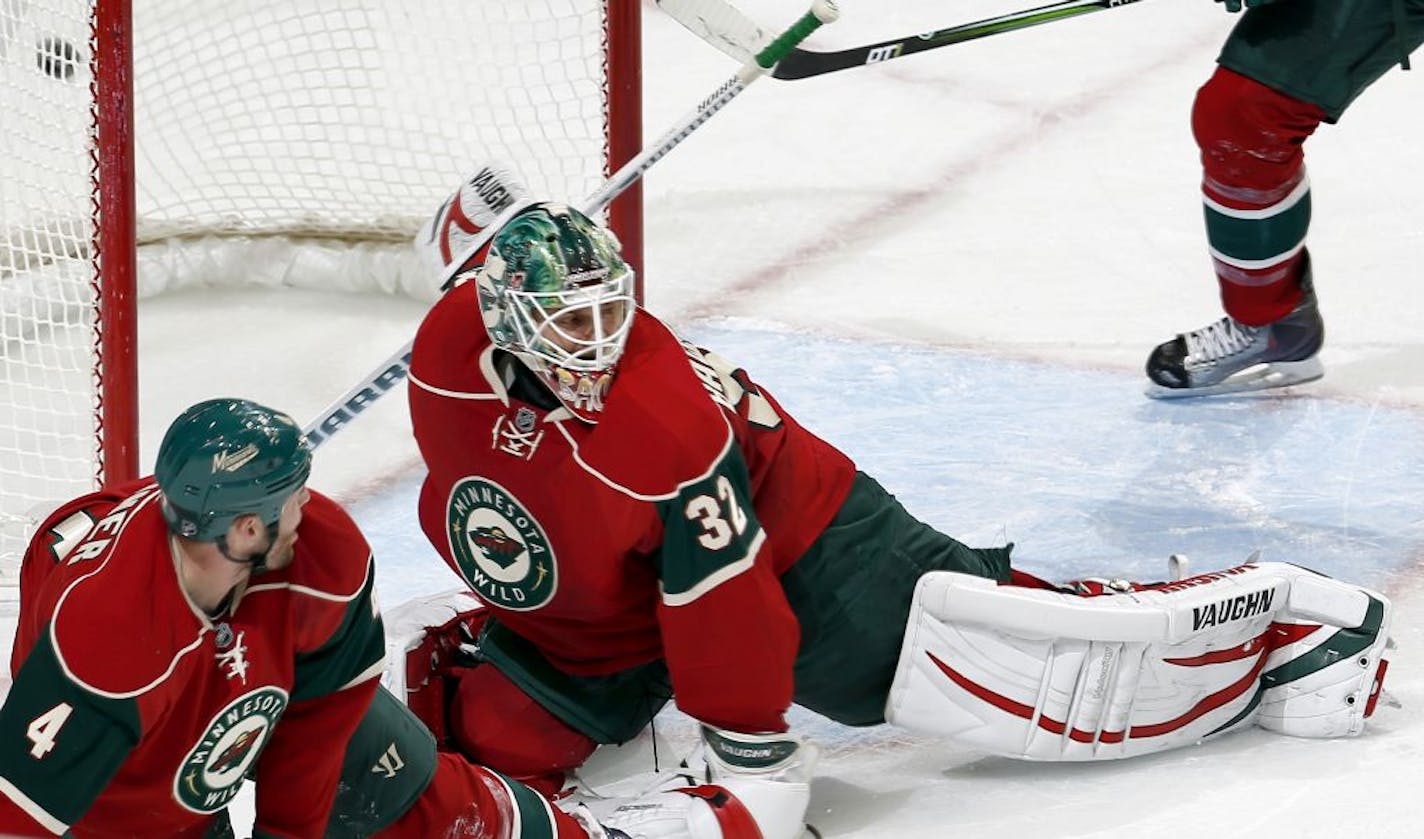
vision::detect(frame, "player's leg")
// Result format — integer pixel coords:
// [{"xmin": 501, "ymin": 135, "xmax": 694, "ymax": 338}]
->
[
  {"xmin": 446, "ymin": 661, "xmax": 600, "ymax": 798},
  {"xmin": 373, "ymin": 752, "xmax": 598, "ymax": 839},
  {"xmin": 322, "ymin": 684, "xmax": 598, "ymax": 838},
  {"xmin": 1146, "ymin": 0, "xmax": 1424, "ymax": 397},
  {"xmin": 884, "ymin": 561, "xmax": 1391, "ymax": 760},
  {"xmin": 1192, "ymin": 66, "xmax": 1323, "ymax": 329},
  {"xmin": 381, "ymin": 594, "xmax": 789, "ymax": 838},
  {"xmin": 386, "ymin": 591, "xmax": 671, "ymax": 797},
  {"xmin": 324, "ymin": 685, "xmax": 438, "ymax": 838},
  {"xmin": 460, "ymin": 618, "xmax": 672, "ymax": 791},
  {"xmin": 781, "ymin": 471, "xmax": 1013, "ymax": 726}
]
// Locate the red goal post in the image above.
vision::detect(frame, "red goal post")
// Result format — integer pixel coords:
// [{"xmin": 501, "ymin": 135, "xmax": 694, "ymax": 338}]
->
[{"xmin": 0, "ymin": 0, "xmax": 642, "ymax": 581}]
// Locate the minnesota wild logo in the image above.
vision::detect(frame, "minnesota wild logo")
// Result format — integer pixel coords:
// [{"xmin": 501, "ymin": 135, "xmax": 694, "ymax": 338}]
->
[
  {"xmin": 446, "ymin": 476, "xmax": 557, "ymax": 610},
  {"xmin": 469, "ymin": 526, "xmax": 523, "ymax": 568},
  {"xmin": 174, "ymin": 687, "xmax": 288, "ymax": 813}
]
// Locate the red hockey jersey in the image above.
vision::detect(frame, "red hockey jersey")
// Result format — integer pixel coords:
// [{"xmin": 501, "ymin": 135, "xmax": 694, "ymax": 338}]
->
[
  {"xmin": 408, "ymin": 281, "xmax": 856, "ymax": 733},
  {"xmin": 0, "ymin": 481, "xmax": 385, "ymax": 838}
]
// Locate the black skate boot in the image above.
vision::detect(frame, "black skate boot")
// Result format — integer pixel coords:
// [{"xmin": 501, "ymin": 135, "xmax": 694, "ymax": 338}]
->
[{"xmin": 1145, "ymin": 254, "xmax": 1324, "ymax": 398}]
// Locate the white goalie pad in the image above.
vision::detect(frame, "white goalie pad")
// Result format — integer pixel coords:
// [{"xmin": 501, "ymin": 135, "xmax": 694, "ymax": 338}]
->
[
  {"xmin": 884, "ymin": 562, "xmax": 1391, "ymax": 761},
  {"xmin": 1255, "ymin": 570, "xmax": 1392, "ymax": 738}
]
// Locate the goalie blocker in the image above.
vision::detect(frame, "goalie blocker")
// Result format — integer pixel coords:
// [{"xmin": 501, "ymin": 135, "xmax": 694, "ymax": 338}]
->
[
  {"xmin": 886, "ymin": 561, "xmax": 1390, "ymax": 760},
  {"xmin": 414, "ymin": 160, "xmax": 538, "ymax": 288}
]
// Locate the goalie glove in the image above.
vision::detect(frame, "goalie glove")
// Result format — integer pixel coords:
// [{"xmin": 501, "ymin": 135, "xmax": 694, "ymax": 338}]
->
[
  {"xmin": 415, "ymin": 161, "xmax": 535, "ymax": 282},
  {"xmin": 380, "ymin": 588, "xmax": 487, "ymax": 744}
]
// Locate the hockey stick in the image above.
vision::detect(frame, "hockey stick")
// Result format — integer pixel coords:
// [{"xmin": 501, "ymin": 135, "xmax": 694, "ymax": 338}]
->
[
  {"xmin": 657, "ymin": 0, "xmax": 1151, "ymax": 81},
  {"xmin": 302, "ymin": 0, "xmax": 841, "ymax": 448}
]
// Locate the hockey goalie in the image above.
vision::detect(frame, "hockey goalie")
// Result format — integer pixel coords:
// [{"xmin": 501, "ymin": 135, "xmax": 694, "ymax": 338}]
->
[{"xmin": 382, "ymin": 163, "xmax": 1393, "ymax": 839}]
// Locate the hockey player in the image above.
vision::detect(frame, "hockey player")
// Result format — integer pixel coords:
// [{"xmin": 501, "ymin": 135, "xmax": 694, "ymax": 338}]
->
[
  {"xmin": 0, "ymin": 398, "xmax": 384, "ymax": 836},
  {"xmin": 0, "ymin": 398, "xmax": 658, "ymax": 839},
  {"xmin": 1146, "ymin": 0, "xmax": 1423, "ymax": 396},
  {"xmin": 402, "ymin": 172, "xmax": 1393, "ymax": 839}
]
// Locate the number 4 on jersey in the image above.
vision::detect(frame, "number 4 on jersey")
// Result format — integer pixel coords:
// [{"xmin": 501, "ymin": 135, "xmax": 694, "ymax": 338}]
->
[{"xmin": 26, "ymin": 703, "xmax": 74, "ymax": 759}]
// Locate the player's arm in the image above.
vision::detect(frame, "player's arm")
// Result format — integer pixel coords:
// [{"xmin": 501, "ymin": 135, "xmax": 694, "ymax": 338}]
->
[
  {"xmin": 653, "ymin": 448, "xmax": 816, "ymax": 839},
  {"xmin": 0, "ymin": 629, "xmax": 140, "ymax": 836},
  {"xmin": 250, "ymin": 556, "xmax": 386, "ymax": 838},
  {"xmin": 655, "ymin": 445, "xmax": 797, "ymax": 733}
]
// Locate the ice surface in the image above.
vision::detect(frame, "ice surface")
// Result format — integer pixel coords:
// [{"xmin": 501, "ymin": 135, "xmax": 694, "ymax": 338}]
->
[{"xmin": 6, "ymin": 0, "xmax": 1424, "ymax": 835}]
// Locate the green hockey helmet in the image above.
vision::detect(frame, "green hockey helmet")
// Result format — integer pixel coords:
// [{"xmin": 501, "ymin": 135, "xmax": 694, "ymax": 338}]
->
[
  {"xmin": 155, "ymin": 399, "xmax": 312, "ymax": 542},
  {"xmin": 475, "ymin": 202, "xmax": 636, "ymax": 375}
]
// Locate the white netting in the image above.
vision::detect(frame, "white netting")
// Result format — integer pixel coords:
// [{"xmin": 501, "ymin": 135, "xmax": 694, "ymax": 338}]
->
[
  {"xmin": 1, "ymin": 0, "xmax": 623, "ymax": 579},
  {"xmin": 1, "ymin": 0, "xmax": 97, "ymax": 582}
]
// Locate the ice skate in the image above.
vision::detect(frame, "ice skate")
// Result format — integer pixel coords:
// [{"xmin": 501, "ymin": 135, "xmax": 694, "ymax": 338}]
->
[{"xmin": 1145, "ymin": 258, "xmax": 1324, "ymax": 399}]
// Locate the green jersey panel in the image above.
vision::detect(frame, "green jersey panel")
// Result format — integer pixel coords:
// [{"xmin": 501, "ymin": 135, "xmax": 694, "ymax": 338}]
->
[
  {"xmin": 291, "ymin": 558, "xmax": 385, "ymax": 704},
  {"xmin": 0, "ymin": 628, "xmax": 140, "ymax": 828},
  {"xmin": 656, "ymin": 447, "xmax": 766, "ymax": 602}
]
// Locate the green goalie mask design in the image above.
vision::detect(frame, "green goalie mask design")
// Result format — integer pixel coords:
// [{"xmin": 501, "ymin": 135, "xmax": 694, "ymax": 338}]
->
[
  {"xmin": 475, "ymin": 202, "xmax": 636, "ymax": 420},
  {"xmin": 155, "ymin": 398, "xmax": 312, "ymax": 542}
]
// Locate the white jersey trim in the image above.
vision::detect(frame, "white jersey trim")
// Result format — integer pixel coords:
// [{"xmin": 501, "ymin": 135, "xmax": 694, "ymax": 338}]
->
[
  {"xmin": 418, "ymin": 339, "xmax": 738, "ymax": 498},
  {"xmin": 661, "ymin": 528, "xmax": 766, "ymax": 608},
  {"xmin": 411, "ymin": 344, "xmax": 507, "ymax": 403},
  {"xmin": 553, "ymin": 414, "xmax": 736, "ymax": 503},
  {"xmin": 338, "ymin": 656, "xmax": 388, "ymax": 691},
  {"xmin": 0, "ymin": 775, "xmax": 67, "ymax": 835},
  {"xmin": 409, "ymin": 371, "xmax": 504, "ymax": 403},
  {"xmin": 412, "ymin": 345, "xmax": 577, "ymax": 423},
  {"xmin": 244, "ymin": 553, "xmax": 375, "ymax": 603}
]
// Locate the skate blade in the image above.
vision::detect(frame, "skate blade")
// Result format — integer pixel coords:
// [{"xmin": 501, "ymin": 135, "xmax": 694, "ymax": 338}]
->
[{"xmin": 1145, "ymin": 357, "xmax": 1323, "ymax": 400}]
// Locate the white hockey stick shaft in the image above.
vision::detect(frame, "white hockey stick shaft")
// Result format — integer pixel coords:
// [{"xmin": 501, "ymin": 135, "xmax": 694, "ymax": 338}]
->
[
  {"xmin": 658, "ymin": 0, "xmax": 1152, "ymax": 80},
  {"xmin": 303, "ymin": 0, "xmax": 839, "ymax": 448}
]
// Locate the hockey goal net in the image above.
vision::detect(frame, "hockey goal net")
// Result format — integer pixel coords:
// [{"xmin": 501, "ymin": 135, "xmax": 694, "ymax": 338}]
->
[{"xmin": 0, "ymin": 0, "xmax": 642, "ymax": 582}]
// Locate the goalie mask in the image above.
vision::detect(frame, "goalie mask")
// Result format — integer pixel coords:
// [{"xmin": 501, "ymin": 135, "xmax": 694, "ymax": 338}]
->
[
  {"xmin": 475, "ymin": 202, "xmax": 636, "ymax": 422},
  {"xmin": 155, "ymin": 399, "xmax": 311, "ymax": 561}
]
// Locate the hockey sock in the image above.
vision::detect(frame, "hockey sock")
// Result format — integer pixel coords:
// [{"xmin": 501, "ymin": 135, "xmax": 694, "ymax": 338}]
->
[{"xmin": 1192, "ymin": 67, "xmax": 1326, "ymax": 325}]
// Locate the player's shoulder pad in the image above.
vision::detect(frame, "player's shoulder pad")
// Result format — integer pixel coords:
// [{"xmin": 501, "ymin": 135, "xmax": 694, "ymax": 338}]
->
[
  {"xmin": 411, "ymin": 281, "xmax": 490, "ymax": 391},
  {"xmin": 573, "ymin": 315, "xmax": 736, "ymax": 499},
  {"xmin": 49, "ymin": 491, "xmax": 207, "ymax": 698}
]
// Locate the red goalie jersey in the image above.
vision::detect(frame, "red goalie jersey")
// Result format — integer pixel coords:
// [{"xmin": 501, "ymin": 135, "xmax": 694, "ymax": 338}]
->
[
  {"xmin": 409, "ymin": 281, "xmax": 856, "ymax": 733},
  {"xmin": 0, "ymin": 482, "xmax": 384, "ymax": 838}
]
